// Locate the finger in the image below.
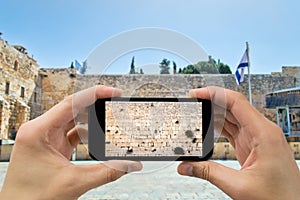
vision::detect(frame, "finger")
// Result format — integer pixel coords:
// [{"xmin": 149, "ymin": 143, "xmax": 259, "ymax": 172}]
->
[
  {"xmin": 67, "ymin": 127, "xmax": 87, "ymax": 148},
  {"xmin": 223, "ymin": 119, "xmax": 239, "ymax": 138},
  {"xmin": 214, "ymin": 112, "xmax": 239, "ymax": 135},
  {"xmin": 76, "ymin": 124, "xmax": 88, "ymax": 144},
  {"xmin": 211, "ymin": 102, "xmax": 239, "ymax": 137},
  {"xmin": 224, "ymin": 110, "xmax": 239, "ymax": 126},
  {"xmin": 220, "ymin": 128, "xmax": 235, "ymax": 147},
  {"xmin": 189, "ymin": 86, "xmax": 227, "ymax": 109},
  {"xmin": 74, "ymin": 113, "xmax": 88, "ymax": 124},
  {"xmin": 67, "ymin": 125, "xmax": 88, "ymax": 147},
  {"xmin": 190, "ymin": 87, "xmax": 260, "ymax": 130},
  {"xmin": 41, "ymin": 85, "xmax": 122, "ymax": 130},
  {"xmin": 72, "ymin": 85, "xmax": 122, "ymax": 115},
  {"xmin": 63, "ymin": 120, "xmax": 76, "ymax": 134},
  {"xmin": 75, "ymin": 161, "xmax": 142, "ymax": 194},
  {"xmin": 178, "ymin": 161, "xmax": 242, "ymax": 199}
]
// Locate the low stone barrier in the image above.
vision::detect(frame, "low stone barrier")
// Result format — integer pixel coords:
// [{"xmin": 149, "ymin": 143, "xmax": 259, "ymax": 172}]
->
[{"xmin": 1, "ymin": 142, "xmax": 299, "ymax": 161}]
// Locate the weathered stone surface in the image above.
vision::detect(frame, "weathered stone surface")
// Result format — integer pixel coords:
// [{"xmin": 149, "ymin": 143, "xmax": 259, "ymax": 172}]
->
[
  {"xmin": 105, "ymin": 101, "xmax": 203, "ymax": 157},
  {"xmin": 40, "ymin": 72, "xmax": 297, "ymax": 112},
  {"xmin": 39, "ymin": 68, "xmax": 76, "ymax": 112},
  {"xmin": 0, "ymin": 39, "xmax": 39, "ymax": 138}
]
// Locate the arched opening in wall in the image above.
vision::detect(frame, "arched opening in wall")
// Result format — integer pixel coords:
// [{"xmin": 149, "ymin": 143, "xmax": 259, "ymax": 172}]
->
[
  {"xmin": 14, "ymin": 60, "xmax": 18, "ymax": 71},
  {"xmin": 132, "ymin": 83, "xmax": 177, "ymax": 97}
]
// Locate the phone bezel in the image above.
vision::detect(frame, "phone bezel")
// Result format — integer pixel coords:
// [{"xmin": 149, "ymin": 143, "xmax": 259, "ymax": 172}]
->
[{"xmin": 88, "ymin": 97, "xmax": 213, "ymax": 161}]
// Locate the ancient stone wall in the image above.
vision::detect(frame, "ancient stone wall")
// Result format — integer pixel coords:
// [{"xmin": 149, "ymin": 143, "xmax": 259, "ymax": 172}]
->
[
  {"xmin": 0, "ymin": 39, "xmax": 39, "ymax": 139},
  {"xmin": 76, "ymin": 74, "xmax": 296, "ymax": 113},
  {"xmin": 37, "ymin": 69, "xmax": 298, "ymax": 124},
  {"xmin": 39, "ymin": 68, "xmax": 76, "ymax": 113},
  {"xmin": 282, "ymin": 66, "xmax": 300, "ymax": 87},
  {"xmin": 105, "ymin": 101, "xmax": 203, "ymax": 157},
  {"xmin": 29, "ymin": 72, "xmax": 43, "ymax": 119}
]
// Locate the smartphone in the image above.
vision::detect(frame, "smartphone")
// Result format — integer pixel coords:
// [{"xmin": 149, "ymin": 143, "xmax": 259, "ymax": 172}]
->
[{"xmin": 88, "ymin": 97, "xmax": 213, "ymax": 161}]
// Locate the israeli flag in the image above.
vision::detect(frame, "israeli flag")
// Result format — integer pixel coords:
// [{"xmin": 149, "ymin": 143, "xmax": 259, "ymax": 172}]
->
[
  {"xmin": 235, "ymin": 50, "xmax": 249, "ymax": 85},
  {"xmin": 74, "ymin": 60, "xmax": 82, "ymax": 73}
]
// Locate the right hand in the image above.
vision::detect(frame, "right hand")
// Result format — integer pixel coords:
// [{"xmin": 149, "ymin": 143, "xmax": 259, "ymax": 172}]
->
[{"xmin": 178, "ymin": 86, "xmax": 300, "ymax": 200}]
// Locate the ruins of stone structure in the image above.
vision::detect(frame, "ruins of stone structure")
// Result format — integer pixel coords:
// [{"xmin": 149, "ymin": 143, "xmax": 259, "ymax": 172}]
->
[
  {"xmin": 1, "ymin": 38, "xmax": 300, "ymax": 159},
  {"xmin": 0, "ymin": 39, "xmax": 39, "ymax": 139}
]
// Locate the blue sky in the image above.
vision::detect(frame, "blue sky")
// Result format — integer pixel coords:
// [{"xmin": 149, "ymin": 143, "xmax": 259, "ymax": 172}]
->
[{"xmin": 1, "ymin": 0, "xmax": 299, "ymax": 74}]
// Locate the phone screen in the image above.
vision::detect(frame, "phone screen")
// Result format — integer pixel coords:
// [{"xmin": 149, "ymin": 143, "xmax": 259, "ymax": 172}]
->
[
  {"xmin": 89, "ymin": 97, "xmax": 213, "ymax": 161},
  {"xmin": 105, "ymin": 99, "xmax": 203, "ymax": 157}
]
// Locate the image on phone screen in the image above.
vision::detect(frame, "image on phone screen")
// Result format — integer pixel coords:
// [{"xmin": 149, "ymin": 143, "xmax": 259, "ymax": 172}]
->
[{"xmin": 89, "ymin": 98, "xmax": 213, "ymax": 161}]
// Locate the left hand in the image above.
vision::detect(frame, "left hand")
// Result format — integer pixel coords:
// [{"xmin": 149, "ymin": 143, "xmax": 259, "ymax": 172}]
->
[{"xmin": 0, "ymin": 85, "xmax": 142, "ymax": 200}]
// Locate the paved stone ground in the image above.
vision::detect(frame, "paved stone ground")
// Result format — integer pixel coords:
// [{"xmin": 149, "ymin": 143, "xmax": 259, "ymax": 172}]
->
[{"xmin": 0, "ymin": 160, "xmax": 299, "ymax": 199}]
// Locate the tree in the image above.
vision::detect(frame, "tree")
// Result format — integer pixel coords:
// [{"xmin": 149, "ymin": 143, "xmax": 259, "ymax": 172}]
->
[
  {"xmin": 173, "ymin": 61, "xmax": 177, "ymax": 74},
  {"xmin": 70, "ymin": 62, "xmax": 74, "ymax": 69},
  {"xmin": 129, "ymin": 56, "xmax": 136, "ymax": 74},
  {"xmin": 178, "ymin": 56, "xmax": 232, "ymax": 74},
  {"xmin": 140, "ymin": 68, "xmax": 144, "ymax": 74},
  {"xmin": 178, "ymin": 64, "xmax": 200, "ymax": 74},
  {"xmin": 195, "ymin": 61, "xmax": 218, "ymax": 74},
  {"xmin": 217, "ymin": 62, "xmax": 232, "ymax": 74},
  {"xmin": 208, "ymin": 55, "xmax": 216, "ymax": 65},
  {"xmin": 181, "ymin": 64, "xmax": 199, "ymax": 74},
  {"xmin": 159, "ymin": 58, "xmax": 170, "ymax": 74}
]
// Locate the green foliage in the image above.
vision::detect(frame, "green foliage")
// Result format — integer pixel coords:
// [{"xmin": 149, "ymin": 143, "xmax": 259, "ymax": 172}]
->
[
  {"xmin": 128, "ymin": 55, "xmax": 231, "ymax": 75},
  {"xmin": 159, "ymin": 58, "xmax": 170, "ymax": 74},
  {"xmin": 217, "ymin": 62, "xmax": 232, "ymax": 74},
  {"xmin": 182, "ymin": 64, "xmax": 199, "ymax": 74},
  {"xmin": 178, "ymin": 56, "xmax": 232, "ymax": 74}
]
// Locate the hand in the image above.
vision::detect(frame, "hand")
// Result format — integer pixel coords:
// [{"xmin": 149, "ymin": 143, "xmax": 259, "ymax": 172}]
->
[
  {"xmin": 178, "ymin": 86, "xmax": 300, "ymax": 199},
  {"xmin": 0, "ymin": 85, "xmax": 142, "ymax": 200}
]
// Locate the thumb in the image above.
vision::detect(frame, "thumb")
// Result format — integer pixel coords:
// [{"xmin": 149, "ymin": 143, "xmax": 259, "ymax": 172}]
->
[
  {"xmin": 178, "ymin": 161, "xmax": 241, "ymax": 197},
  {"xmin": 74, "ymin": 161, "xmax": 142, "ymax": 196}
]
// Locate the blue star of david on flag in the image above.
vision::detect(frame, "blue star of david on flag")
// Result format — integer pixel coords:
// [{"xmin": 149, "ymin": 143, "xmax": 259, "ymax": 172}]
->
[{"xmin": 235, "ymin": 50, "xmax": 249, "ymax": 85}]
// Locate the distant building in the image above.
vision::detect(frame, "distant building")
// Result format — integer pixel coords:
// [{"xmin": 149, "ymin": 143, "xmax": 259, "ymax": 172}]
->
[
  {"xmin": 265, "ymin": 87, "xmax": 300, "ymax": 136},
  {"xmin": 0, "ymin": 38, "xmax": 39, "ymax": 139}
]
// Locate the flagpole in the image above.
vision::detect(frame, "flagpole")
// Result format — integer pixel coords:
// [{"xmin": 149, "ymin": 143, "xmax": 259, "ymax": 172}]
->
[{"xmin": 246, "ymin": 42, "xmax": 252, "ymax": 105}]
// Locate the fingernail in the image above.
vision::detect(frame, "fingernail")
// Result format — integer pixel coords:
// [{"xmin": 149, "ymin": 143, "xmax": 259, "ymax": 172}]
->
[
  {"xmin": 127, "ymin": 164, "xmax": 141, "ymax": 173},
  {"xmin": 180, "ymin": 163, "xmax": 193, "ymax": 176}
]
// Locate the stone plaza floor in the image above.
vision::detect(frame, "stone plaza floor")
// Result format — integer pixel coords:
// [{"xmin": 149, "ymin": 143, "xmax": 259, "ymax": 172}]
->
[{"xmin": 0, "ymin": 160, "xmax": 299, "ymax": 199}]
